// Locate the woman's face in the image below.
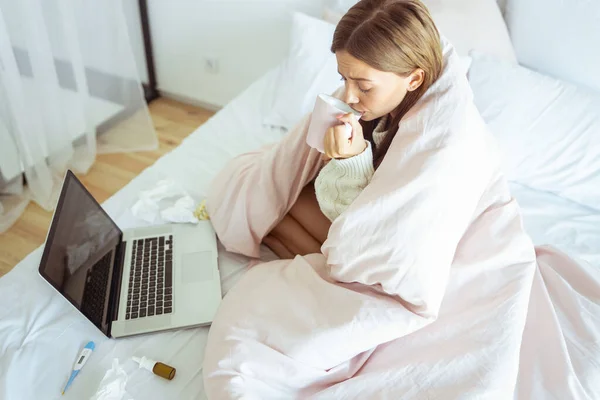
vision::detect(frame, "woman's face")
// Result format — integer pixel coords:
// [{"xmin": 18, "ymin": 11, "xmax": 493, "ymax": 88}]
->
[{"xmin": 336, "ymin": 50, "xmax": 424, "ymax": 121}]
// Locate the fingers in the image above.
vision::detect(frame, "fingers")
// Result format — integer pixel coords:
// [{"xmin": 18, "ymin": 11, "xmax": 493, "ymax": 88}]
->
[
  {"xmin": 324, "ymin": 126, "xmax": 345, "ymax": 159},
  {"xmin": 323, "ymin": 127, "xmax": 336, "ymax": 159},
  {"xmin": 324, "ymin": 125, "xmax": 350, "ymax": 159},
  {"xmin": 336, "ymin": 112, "xmax": 356, "ymax": 123},
  {"xmin": 336, "ymin": 112, "xmax": 363, "ymax": 140},
  {"xmin": 333, "ymin": 124, "xmax": 351, "ymax": 147},
  {"xmin": 337, "ymin": 112, "xmax": 360, "ymax": 130},
  {"xmin": 324, "ymin": 114, "xmax": 362, "ymax": 159}
]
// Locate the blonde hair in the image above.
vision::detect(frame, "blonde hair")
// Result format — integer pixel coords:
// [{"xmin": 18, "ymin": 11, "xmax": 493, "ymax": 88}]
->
[{"xmin": 331, "ymin": 0, "xmax": 443, "ymax": 168}]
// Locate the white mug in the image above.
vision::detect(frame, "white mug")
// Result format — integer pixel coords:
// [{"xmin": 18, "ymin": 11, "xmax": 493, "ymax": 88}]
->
[{"xmin": 306, "ymin": 94, "xmax": 362, "ymax": 153}]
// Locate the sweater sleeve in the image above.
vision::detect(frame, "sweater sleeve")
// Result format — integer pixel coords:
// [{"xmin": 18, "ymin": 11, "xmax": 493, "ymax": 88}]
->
[{"xmin": 314, "ymin": 141, "xmax": 375, "ymax": 221}]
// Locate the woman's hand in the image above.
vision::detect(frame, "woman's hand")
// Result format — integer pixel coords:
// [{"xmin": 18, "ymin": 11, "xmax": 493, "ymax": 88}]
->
[{"xmin": 323, "ymin": 113, "xmax": 367, "ymax": 160}]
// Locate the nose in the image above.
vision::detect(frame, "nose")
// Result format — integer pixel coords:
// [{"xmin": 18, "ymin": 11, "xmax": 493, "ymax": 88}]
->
[{"xmin": 343, "ymin": 87, "xmax": 359, "ymax": 105}]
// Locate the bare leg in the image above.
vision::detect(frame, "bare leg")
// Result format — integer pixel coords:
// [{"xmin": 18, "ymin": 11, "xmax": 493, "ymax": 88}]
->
[
  {"xmin": 263, "ymin": 183, "xmax": 332, "ymax": 258},
  {"xmin": 288, "ymin": 182, "xmax": 331, "ymax": 244},
  {"xmin": 271, "ymin": 214, "xmax": 322, "ymax": 255},
  {"xmin": 262, "ymin": 234, "xmax": 295, "ymax": 260}
]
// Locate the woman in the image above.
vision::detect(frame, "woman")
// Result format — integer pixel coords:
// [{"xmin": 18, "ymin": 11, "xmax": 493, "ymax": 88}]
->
[
  {"xmin": 203, "ymin": 0, "xmax": 537, "ymax": 397},
  {"xmin": 262, "ymin": 0, "xmax": 442, "ymax": 258}
]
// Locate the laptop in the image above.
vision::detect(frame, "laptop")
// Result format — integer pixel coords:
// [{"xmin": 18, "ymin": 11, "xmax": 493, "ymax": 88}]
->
[{"xmin": 38, "ymin": 170, "xmax": 222, "ymax": 338}]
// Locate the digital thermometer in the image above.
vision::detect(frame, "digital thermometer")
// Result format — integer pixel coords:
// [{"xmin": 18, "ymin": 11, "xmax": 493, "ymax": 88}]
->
[{"xmin": 62, "ymin": 341, "xmax": 95, "ymax": 395}]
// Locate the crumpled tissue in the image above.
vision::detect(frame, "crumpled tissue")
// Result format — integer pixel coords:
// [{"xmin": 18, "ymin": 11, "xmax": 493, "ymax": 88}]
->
[
  {"xmin": 90, "ymin": 359, "xmax": 133, "ymax": 400},
  {"xmin": 131, "ymin": 180, "xmax": 199, "ymax": 224}
]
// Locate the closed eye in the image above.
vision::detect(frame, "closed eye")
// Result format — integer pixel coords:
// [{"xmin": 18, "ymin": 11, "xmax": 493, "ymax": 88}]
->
[{"xmin": 340, "ymin": 75, "xmax": 371, "ymax": 94}]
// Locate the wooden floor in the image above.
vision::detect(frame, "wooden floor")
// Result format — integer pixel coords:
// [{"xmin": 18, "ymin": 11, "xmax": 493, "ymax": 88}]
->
[{"xmin": 0, "ymin": 98, "xmax": 214, "ymax": 278}]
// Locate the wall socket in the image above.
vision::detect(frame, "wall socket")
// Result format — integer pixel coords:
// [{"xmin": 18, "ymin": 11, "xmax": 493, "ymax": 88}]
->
[{"xmin": 204, "ymin": 57, "xmax": 219, "ymax": 74}]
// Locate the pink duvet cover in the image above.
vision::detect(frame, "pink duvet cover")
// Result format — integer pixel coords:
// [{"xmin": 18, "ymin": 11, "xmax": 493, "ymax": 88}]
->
[{"xmin": 202, "ymin": 40, "xmax": 600, "ymax": 399}]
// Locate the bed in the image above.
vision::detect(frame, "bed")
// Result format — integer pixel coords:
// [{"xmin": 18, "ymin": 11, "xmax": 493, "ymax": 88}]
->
[
  {"xmin": 2, "ymin": 0, "xmax": 600, "ymax": 399},
  {"xmin": 0, "ymin": 62, "xmax": 597, "ymax": 400}
]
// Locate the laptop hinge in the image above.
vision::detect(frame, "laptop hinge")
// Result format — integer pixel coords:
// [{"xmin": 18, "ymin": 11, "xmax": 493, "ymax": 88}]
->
[{"xmin": 106, "ymin": 238, "xmax": 126, "ymax": 337}]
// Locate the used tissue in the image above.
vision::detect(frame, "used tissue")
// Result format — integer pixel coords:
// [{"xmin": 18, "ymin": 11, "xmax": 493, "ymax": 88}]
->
[
  {"xmin": 131, "ymin": 180, "xmax": 200, "ymax": 224},
  {"xmin": 90, "ymin": 359, "xmax": 132, "ymax": 400}
]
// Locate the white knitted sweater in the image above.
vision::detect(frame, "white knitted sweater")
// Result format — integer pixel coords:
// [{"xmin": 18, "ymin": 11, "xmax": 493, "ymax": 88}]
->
[{"xmin": 314, "ymin": 116, "xmax": 389, "ymax": 221}]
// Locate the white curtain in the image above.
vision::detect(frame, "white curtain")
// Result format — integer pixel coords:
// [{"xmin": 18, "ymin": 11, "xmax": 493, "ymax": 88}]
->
[{"xmin": 0, "ymin": 0, "xmax": 157, "ymax": 233}]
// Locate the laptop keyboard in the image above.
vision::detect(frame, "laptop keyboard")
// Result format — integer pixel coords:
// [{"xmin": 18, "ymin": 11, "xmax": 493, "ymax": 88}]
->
[
  {"xmin": 126, "ymin": 235, "xmax": 174, "ymax": 320},
  {"xmin": 81, "ymin": 251, "xmax": 112, "ymax": 326}
]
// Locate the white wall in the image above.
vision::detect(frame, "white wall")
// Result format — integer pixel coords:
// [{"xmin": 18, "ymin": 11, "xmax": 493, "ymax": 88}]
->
[{"xmin": 147, "ymin": 0, "xmax": 324, "ymax": 108}]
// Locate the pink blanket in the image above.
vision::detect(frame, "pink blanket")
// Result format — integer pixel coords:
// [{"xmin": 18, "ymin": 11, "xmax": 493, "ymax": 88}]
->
[{"xmin": 203, "ymin": 40, "xmax": 600, "ymax": 398}]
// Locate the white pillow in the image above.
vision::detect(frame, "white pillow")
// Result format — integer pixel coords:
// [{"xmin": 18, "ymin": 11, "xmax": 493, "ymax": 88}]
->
[
  {"xmin": 468, "ymin": 51, "xmax": 600, "ymax": 211},
  {"xmin": 323, "ymin": 0, "xmax": 516, "ymax": 62},
  {"xmin": 263, "ymin": 13, "xmax": 341, "ymax": 130},
  {"xmin": 504, "ymin": 0, "xmax": 600, "ymax": 94}
]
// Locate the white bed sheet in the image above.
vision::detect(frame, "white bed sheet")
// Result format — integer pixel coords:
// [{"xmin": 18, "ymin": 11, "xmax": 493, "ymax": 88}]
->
[
  {"xmin": 510, "ymin": 182, "xmax": 600, "ymax": 268},
  {"xmin": 0, "ymin": 65, "xmax": 598, "ymax": 400},
  {"xmin": 0, "ymin": 67, "xmax": 283, "ymax": 400}
]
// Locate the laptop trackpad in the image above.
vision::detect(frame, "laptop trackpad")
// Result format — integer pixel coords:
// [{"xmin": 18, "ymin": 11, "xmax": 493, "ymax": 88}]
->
[{"xmin": 181, "ymin": 251, "xmax": 215, "ymax": 283}]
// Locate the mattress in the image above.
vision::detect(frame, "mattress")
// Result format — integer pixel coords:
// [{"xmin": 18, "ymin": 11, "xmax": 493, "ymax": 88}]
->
[{"xmin": 0, "ymin": 65, "xmax": 598, "ymax": 400}]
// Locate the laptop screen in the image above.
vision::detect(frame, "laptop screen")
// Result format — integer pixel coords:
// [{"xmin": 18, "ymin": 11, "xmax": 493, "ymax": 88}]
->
[{"xmin": 39, "ymin": 171, "xmax": 122, "ymax": 335}]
